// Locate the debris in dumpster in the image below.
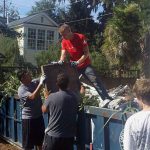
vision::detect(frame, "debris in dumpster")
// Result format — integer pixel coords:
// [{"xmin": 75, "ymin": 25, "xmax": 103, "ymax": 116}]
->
[
  {"xmin": 79, "ymin": 94, "xmax": 99, "ymax": 110},
  {"xmin": 41, "ymin": 62, "xmax": 139, "ymax": 112},
  {"xmin": 117, "ymin": 98, "xmax": 140, "ymax": 112},
  {"xmin": 109, "ymin": 85, "xmax": 131, "ymax": 98},
  {"xmin": 99, "ymin": 99, "xmax": 111, "ymax": 108},
  {"xmin": 107, "ymin": 97, "xmax": 124, "ymax": 109},
  {"xmin": 82, "ymin": 82, "xmax": 140, "ymax": 112}
]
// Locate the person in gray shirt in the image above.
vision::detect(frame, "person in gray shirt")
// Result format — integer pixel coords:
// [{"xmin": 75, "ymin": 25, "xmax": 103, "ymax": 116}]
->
[
  {"xmin": 42, "ymin": 73, "xmax": 78, "ymax": 150},
  {"xmin": 17, "ymin": 70, "xmax": 46, "ymax": 150}
]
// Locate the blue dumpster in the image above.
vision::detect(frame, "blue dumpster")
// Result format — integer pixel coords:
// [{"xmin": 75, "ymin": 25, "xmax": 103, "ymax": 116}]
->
[
  {"xmin": 0, "ymin": 97, "xmax": 22, "ymax": 147},
  {"xmin": 0, "ymin": 97, "xmax": 133, "ymax": 150},
  {"xmin": 78, "ymin": 106, "xmax": 133, "ymax": 150}
]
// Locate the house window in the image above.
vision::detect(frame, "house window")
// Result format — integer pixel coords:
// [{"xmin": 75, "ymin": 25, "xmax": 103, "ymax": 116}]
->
[
  {"xmin": 28, "ymin": 28, "xmax": 36, "ymax": 50},
  {"xmin": 27, "ymin": 28, "xmax": 55, "ymax": 50},
  {"xmin": 37, "ymin": 29, "xmax": 45, "ymax": 50},
  {"xmin": 41, "ymin": 17, "xmax": 44, "ymax": 23},
  {"xmin": 46, "ymin": 30, "xmax": 54, "ymax": 50}
]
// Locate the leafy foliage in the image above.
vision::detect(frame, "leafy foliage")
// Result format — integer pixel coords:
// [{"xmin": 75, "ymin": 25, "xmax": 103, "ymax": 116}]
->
[
  {"xmin": 79, "ymin": 94, "xmax": 99, "ymax": 110},
  {"xmin": 0, "ymin": 35, "xmax": 21, "ymax": 66},
  {"xmin": 138, "ymin": 0, "xmax": 150, "ymax": 33},
  {"xmin": 28, "ymin": 0, "xmax": 56, "ymax": 17},
  {"xmin": 0, "ymin": 0, "xmax": 20, "ymax": 19},
  {"xmin": 102, "ymin": 3, "xmax": 142, "ymax": 69},
  {"xmin": 35, "ymin": 43, "xmax": 61, "ymax": 67},
  {"xmin": 0, "ymin": 70, "xmax": 40, "ymax": 107},
  {"xmin": 90, "ymin": 50, "xmax": 109, "ymax": 70},
  {"xmin": 0, "ymin": 27, "xmax": 20, "ymax": 38},
  {"xmin": 0, "ymin": 73, "xmax": 20, "ymax": 98}
]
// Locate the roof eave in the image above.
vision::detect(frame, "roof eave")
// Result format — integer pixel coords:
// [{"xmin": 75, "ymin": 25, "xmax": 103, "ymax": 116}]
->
[{"xmin": 8, "ymin": 24, "xmax": 24, "ymax": 29}]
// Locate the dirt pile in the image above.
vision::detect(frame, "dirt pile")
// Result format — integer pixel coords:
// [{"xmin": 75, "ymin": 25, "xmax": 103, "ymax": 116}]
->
[{"xmin": 0, "ymin": 138, "xmax": 21, "ymax": 150}]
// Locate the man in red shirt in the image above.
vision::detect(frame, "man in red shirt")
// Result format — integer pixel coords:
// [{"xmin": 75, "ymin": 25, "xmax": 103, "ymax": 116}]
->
[{"xmin": 58, "ymin": 24, "xmax": 112, "ymax": 105}]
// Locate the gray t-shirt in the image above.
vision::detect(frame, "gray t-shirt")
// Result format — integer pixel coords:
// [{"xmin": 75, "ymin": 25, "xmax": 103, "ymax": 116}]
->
[
  {"xmin": 44, "ymin": 90, "xmax": 78, "ymax": 138},
  {"xmin": 18, "ymin": 79, "xmax": 43, "ymax": 119}
]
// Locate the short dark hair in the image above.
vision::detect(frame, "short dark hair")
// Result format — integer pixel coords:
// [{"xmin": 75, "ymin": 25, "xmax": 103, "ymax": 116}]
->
[
  {"xmin": 56, "ymin": 73, "xmax": 69, "ymax": 90},
  {"xmin": 133, "ymin": 79, "xmax": 150, "ymax": 104},
  {"xmin": 17, "ymin": 70, "xmax": 27, "ymax": 81}
]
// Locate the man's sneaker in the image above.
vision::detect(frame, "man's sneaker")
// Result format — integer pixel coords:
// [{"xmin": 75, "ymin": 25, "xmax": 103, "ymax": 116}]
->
[{"xmin": 99, "ymin": 99, "xmax": 111, "ymax": 108}]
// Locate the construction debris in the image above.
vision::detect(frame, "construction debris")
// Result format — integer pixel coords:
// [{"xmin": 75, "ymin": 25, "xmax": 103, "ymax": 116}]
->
[{"xmin": 82, "ymin": 83, "xmax": 140, "ymax": 112}]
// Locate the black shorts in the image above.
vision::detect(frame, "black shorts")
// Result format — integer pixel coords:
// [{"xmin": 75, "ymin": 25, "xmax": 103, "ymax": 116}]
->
[
  {"xmin": 22, "ymin": 116, "xmax": 45, "ymax": 149},
  {"xmin": 42, "ymin": 134, "xmax": 74, "ymax": 150}
]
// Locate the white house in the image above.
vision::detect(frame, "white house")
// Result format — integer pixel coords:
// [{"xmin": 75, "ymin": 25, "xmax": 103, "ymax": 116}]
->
[{"xmin": 8, "ymin": 12, "xmax": 59, "ymax": 66}]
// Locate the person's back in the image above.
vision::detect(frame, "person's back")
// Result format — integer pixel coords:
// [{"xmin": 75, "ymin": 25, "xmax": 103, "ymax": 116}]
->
[
  {"xmin": 42, "ymin": 73, "xmax": 78, "ymax": 150},
  {"xmin": 45, "ymin": 90, "xmax": 78, "ymax": 137},
  {"xmin": 123, "ymin": 79, "xmax": 150, "ymax": 150},
  {"xmin": 124, "ymin": 111, "xmax": 150, "ymax": 150}
]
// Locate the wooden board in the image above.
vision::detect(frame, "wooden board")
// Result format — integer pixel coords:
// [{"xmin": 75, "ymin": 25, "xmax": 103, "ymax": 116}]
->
[{"xmin": 41, "ymin": 63, "xmax": 80, "ymax": 93}]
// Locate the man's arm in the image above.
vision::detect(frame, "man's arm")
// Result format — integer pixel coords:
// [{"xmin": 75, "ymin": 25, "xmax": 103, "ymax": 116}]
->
[
  {"xmin": 60, "ymin": 49, "xmax": 67, "ymax": 61},
  {"xmin": 28, "ymin": 84, "xmax": 43, "ymax": 100},
  {"xmin": 42, "ymin": 105, "xmax": 48, "ymax": 113},
  {"xmin": 41, "ymin": 89, "xmax": 50, "ymax": 113},
  {"xmin": 77, "ymin": 45, "xmax": 90, "ymax": 65},
  {"xmin": 28, "ymin": 75, "xmax": 46, "ymax": 100}
]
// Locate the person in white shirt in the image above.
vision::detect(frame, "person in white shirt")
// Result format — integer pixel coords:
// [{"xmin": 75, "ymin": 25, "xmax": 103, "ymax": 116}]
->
[{"xmin": 123, "ymin": 79, "xmax": 150, "ymax": 150}]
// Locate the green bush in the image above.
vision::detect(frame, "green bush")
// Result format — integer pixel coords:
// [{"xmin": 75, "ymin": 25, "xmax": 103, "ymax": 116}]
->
[{"xmin": 35, "ymin": 43, "xmax": 61, "ymax": 67}]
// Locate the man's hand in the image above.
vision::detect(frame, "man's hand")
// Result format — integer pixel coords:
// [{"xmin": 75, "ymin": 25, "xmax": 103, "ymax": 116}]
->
[
  {"xmin": 71, "ymin": 61, "xmax": 79, "ymax": 67},
  {"xmin": 43, "ymin": 88, "xmax": 51, "ymax": 100},
  {"xmin": 39, "ymin": 74, "xmax": 46, "ymax": 85},
  {"xmin": 58, "ymin": 60, "xmax": 64, "ymax": 65}
]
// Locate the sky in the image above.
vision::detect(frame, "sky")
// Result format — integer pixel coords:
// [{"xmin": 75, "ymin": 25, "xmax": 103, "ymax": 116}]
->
[
  {"xmin": 11, "ymin": 0, "xmax": 100, "ymax": 20},
  {"xmin": 12, "ymin": 0, "xmax": 70, "ymax": 18},
  {"xmin": 12, "ymin": 0, "xmax": 38, "ymax": 17}
]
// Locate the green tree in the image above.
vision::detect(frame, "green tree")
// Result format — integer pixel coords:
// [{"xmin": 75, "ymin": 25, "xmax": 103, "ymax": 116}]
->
[
  {"xmin": 90, "ymin": 50, "xmax": 109, "ymax": 70},
  {"xmin": 35, "ymin": 43, "xmax": 61, "ymax": 67},
  {"xmin": 0, "ymin": 0, "xmax": 20, "ymax": 19},
  {"xmin": 138, "ymin": 0, "xmax": 150, "ymax": 78},
  {"xmin": 28, "ymin": 0, "xmax": 56, "ymax": 17},
  {"xmin": 28, "ymin": 0, "xmax": 70, "ymax": 26},
  {"xmin": 102, "ymin": 3, "xmax": 142, "ymax": 69},
  {"xmin": 0, "ymin": 35, "xmax": 20, "ymax": 66}
]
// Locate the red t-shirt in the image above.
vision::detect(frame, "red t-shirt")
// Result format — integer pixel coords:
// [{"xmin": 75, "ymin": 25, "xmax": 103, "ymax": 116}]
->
[{"xmin": 61, "ymin": 33, "xmax": 91, "ymax": 69}]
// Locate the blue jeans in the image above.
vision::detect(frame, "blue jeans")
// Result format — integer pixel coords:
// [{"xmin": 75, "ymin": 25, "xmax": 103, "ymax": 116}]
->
[{"xmin": 78, "ymin": 65, "xmax": 111, "ymax": 100}]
